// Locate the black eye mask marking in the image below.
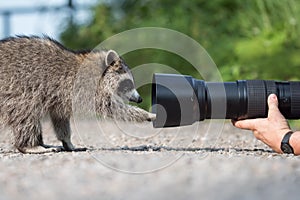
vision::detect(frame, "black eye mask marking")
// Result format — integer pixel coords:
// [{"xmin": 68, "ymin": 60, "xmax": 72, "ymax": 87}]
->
[{"xmin": 117, "ymin": 79, "xmax": 134, "ymax": 94}]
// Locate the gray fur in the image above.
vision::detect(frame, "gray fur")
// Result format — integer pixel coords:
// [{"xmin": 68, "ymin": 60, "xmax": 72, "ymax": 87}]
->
[{"xmin": 0, "ymin": 36, "xmax": 154, "ymax": 153}]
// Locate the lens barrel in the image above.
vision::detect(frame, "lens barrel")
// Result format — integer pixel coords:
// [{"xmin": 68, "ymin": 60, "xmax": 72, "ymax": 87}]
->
[{"xmin": 152, "ymin": 73, "xmax": 300, "ymax": 128}]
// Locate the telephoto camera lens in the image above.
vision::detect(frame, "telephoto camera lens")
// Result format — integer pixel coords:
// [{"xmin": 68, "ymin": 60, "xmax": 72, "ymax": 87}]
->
[{"xmin": 152, "ymin": 73, "xmax": 300, "ymax": 128}]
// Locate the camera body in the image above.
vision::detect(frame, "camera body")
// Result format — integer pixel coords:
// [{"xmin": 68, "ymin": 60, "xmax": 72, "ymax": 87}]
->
[{"xmin": 152, "ymin": 73, "xmax": 300, "ymax": 128}]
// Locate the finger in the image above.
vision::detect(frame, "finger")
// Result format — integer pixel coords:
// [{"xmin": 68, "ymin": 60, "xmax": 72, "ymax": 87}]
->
[
  {"xmin": 267, "ymin": 94, "xmax": 281, "ymax": 118},
  {"xmin": 233, "ymin": 119, "xmax": 258, "ymax": 131}
]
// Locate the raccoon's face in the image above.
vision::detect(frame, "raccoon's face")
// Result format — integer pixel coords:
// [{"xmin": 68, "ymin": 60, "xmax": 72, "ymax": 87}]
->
[{"xmin": 102, "ymin": 50, "xmax": 142, "ymax": 103}]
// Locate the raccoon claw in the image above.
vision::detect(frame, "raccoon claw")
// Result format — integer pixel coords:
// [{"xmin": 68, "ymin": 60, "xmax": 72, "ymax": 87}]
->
[{"xmin": 147, "ymin": 113, "xmax": 156, "ymax": 121}]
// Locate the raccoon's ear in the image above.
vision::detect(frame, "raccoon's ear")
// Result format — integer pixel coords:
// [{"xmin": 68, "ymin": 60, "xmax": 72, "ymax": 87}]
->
[{"xmin": 105, "ymin": 50, "xmax": 119, "ymax": 66}]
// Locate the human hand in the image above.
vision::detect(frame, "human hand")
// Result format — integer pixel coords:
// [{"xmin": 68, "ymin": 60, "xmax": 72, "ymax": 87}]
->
[{"xmin": 232, "ymin": 94, "xmax": 291, "ymax": 153}]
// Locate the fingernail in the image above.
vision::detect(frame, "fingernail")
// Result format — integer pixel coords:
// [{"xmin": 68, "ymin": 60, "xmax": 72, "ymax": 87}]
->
[{"xmin": 270, "ymin": 94, "xmax": 277, "ymax": 100}]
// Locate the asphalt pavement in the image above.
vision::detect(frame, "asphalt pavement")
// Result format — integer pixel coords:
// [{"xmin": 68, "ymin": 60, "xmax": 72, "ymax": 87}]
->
[{"xmin": 1, "ymin": 119, "xmax": 300, "ymax": 200}]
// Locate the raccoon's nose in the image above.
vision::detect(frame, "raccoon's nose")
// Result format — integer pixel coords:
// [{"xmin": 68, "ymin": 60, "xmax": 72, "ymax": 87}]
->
[
  {"xmin": 129, "ymin": 90, "xmax": 143, "ymax": 103},
  {"xmin": 137, "ymin": 96, "xmax": 143, "ymax": 103}
]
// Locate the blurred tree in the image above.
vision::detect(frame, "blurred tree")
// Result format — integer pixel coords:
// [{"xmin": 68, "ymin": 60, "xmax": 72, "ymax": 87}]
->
[{"xmin": 60, "ymin": 0, "xmax": 300, "ymax": 109}]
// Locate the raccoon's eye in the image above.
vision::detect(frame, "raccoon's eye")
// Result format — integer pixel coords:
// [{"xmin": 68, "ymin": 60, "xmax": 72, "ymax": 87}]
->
[{"xmin": 117, "ymin": 79, "xmax": 134, "ymax": 93}]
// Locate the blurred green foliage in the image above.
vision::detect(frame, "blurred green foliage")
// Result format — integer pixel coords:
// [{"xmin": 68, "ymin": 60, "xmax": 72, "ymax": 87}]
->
[{"xmin": 60, "ymin": 0, "xmax": 300, "ymax": 109}]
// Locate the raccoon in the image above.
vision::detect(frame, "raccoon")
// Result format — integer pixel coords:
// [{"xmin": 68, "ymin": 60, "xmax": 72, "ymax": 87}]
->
[{"xmin": 0, "ymin": 36, "xmax": 155, "ymax": 153}]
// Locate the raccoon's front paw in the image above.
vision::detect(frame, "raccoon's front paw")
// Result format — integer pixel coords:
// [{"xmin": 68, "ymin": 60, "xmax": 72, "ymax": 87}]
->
[{"xmin": 147, "ymin": 113, "xmax": 156, "ymax": 121}]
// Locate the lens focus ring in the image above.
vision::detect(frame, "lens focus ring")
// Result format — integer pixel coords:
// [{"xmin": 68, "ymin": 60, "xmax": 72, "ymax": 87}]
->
[
  {"xmin": 246, "ymin": 80, "xmax": 267, "ymax": 118},
  {"xmin": 290, "ymin": 82, "xmax": 300, "ymax": 118}
]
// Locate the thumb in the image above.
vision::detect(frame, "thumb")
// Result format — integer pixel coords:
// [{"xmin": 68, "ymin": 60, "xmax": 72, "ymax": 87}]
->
[{"xmin": 267, "ymin": 94, "xmax": 280, "ymax": 118}]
